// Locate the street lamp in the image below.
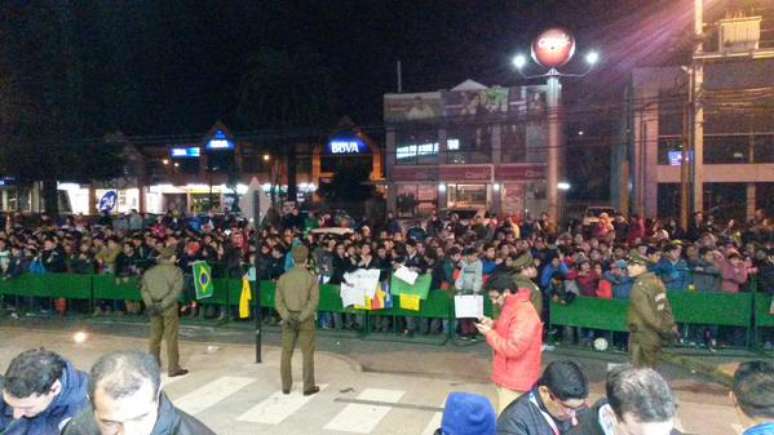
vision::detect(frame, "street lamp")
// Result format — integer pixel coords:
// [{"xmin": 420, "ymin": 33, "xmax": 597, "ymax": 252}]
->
[{"xmin": 513, "ymin": 28, "xmax": 599, "ymax": 223}]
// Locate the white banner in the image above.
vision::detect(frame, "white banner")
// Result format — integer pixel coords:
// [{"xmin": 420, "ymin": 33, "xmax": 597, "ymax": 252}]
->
[{"xmin": 340, "ymin": 269, "xmax": 381, "ymax": 307}]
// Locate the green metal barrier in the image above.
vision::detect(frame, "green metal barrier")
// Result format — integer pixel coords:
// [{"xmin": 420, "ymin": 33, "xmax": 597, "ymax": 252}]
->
[
  {"xmin": 755, "ymin": 293, "xmax": 774, "ymax": 328},
  {"xmin": 550, "ymin": 297, "xmax": 629, "ymax": 332},
  {"xmin": 1, "ymin": 272, "xmax": 770, "ymax": 350},
  {"xmin": 93, "ymin": 275, "xmax": 141, "ymax": 301}
]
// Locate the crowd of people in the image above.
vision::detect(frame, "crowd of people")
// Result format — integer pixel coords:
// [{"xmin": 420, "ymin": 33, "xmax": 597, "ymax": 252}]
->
[
  {"xmin": 1, "ymin": 347, "xmax": 772, "ymax": 435},
  {"xmin": 0, "ymin": 206, "xmax": 771, "ymax": 346}
]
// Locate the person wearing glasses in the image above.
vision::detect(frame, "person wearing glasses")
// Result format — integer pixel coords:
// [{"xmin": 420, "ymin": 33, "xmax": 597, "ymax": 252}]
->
[{"xmin": 496, "ymin": 361, "xmax": 588, "ymax": 435}]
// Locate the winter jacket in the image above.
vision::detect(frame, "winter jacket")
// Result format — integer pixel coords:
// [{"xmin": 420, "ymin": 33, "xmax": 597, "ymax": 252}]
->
[
  {"xmin": 62, "ymin": 393, "xmax": 215, "ymax": 435},
  {"xmin": 717, "ymin": 257, "xmax": 749, "ymax": 293},
  {"xmin": 496, "ymin": 388, "xmax": 575, "ymax": 435},
  {"xmin": 690, "ymin": 259, "xmax": 722, "ymax": 292},
  {"xmin": 653, "ymin": 258, "xmax": 690, "ymax": 292},
  {"xmin": 602, "ymin": 271, "xmax": 634, "ymax": 300},
  {"xmin": 456, "ymin": 259, "xmax": 483, "ymax": 294},
  {"xmin": 743, "ymin": 423, "xmax": 774, "ymax": 435},
  {"xmin": 539, "ymin": 263, "xmax": 568, "ymax": 289},
  {"xmin": 575, "ymin": 271, "xmax": 600, "ymax": 297},
  {"xmin": 486, "ymin": 290, "xmax": 542, "ymax": 393},
  {"xmin": 1, "ymin": 360, "xmax": 90, "ymax": 435},
  {"xmin": 42, "ymin": 249, "xmax": 67, "ymax": 273}
]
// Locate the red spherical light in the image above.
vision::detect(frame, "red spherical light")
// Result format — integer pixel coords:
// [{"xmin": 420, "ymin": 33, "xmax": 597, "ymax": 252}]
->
[{"xmin": 531, "ymin": 28, "xmax": 576, "ymax": 68}]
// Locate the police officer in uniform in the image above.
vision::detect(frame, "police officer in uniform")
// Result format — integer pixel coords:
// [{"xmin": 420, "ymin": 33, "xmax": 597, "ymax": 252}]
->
[
  {"xmin": 276, "ymin": 245, "xmax": 320, "ymax": 395},
  {"xmin": 141, "ymin": 247, "xmax": 188, "ymax": 377},
  {"xmin": 626, "ymin": 252, "xmax": 677, "ymax": 368},
  {"xmin": 511, "ymin": 252, "xmax": 543, "ymax": 318}
]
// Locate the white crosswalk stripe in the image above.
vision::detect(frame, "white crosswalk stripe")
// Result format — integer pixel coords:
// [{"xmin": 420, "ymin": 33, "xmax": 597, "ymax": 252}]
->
[
  {"xmin": 324, "ymin": 388, "xmax": 405, "ymax": 433},
  {"xmin": 174, "ymin": 376, "xmax": 255, "ymax": 415},
  {"xmin": 237, "ymin": 384, "xmax": 329, "ymax": 425},
  {"xmin": 420, "ymin": 400, "xmax": 446, "ymax": 435}
]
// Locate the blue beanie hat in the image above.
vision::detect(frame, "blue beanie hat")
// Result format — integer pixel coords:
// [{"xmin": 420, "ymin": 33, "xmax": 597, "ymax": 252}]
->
[{"xmin": 441, "ymin": 392, "xmax": 496, "ymax": 435}]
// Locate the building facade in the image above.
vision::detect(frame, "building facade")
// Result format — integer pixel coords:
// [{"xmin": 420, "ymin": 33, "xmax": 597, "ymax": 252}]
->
[
  {"xmin": 1, "ymin": 119, "xmax": 383, "ymax": 215},
  {"xmin": 384, "ymin": 79, "xmax": 550, "ymax": 218},
  {"xmin": 615, "ymin": 12, "xmax": 774, "ymax": 222}
]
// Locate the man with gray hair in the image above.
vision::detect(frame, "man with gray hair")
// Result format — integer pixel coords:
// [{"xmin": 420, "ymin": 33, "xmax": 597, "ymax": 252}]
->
[
  {"xmin": 569, "ymin": 365, "xmax": 679, "ymax": 435},
  {"xmin": 63, "ymin": 350, "xmax": 213, "ymax": 435}
]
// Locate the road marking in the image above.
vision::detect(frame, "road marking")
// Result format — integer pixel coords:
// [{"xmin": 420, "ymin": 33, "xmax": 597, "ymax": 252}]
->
[
  {"xmin": 324, "ymin": 388, "xmax": 405, "ymax": 433},
  {"xmin": 175, "ymin": 376, "xmax": 255, "ymax": 415},
  {"xmin": 160, "ymin": 373, "xmax": 186, "ymax": 389},
  {"xmin": 421, "ymin": 400, "xmax": 446, "ymax": 435},
  {"xmin": 607, "ymin": 363, "xmax": 626, "ymax": 371},
  {"xmin": 237, "ymin": 384, "xmax": 329, "ymax": 424}
]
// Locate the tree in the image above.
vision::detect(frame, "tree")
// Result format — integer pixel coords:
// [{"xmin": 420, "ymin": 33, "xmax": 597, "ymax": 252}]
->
[
  {"xmin": 0, "ymin": 3, "xmax": 126, "ymax": 214},
  {"xmin": 237, "ymin": 47, "xmax": 338, "ymax": 203}
]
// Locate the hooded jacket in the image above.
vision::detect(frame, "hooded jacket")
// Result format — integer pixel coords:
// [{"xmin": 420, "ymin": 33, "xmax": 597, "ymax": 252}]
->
[
  {"xmin": 62, "ymin": 393, "xmax": 215, "ymax": 435},
  {"xmin": 0, "ymin": 360, "xmax": 90, "ymax": 435},
  {"xmin": 486, "ymin": 290, "xmax": 542, "ymax": 393}
]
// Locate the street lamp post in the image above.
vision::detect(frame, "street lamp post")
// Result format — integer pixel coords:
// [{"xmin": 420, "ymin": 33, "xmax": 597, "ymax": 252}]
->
[{"xmin": 513, "ymin": 28, "xmax": 599, "ymax": 224}]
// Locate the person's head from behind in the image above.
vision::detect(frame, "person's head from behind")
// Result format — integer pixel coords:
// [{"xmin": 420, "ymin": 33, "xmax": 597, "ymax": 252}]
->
[
  {"xmin": 89, "ymin": 351, "xmax": 162, "ymax": 435},
  {"xmin": 537, "ymin": 361, "xmax": 588, "ymax": 423},
  {"xmin": 731, "ymin": 360, "xmax": 774, "ymax": 430},
  {"xmin": 436, "ymin": 392, "xmax": 495, "ymax": 435},
  {"xmin": 606, "ymin": 366, "xmax": 676, "ymax": 435},
  {"xmin": 2, "ymin": 348, "xmax": 66, "ymax": 420}
]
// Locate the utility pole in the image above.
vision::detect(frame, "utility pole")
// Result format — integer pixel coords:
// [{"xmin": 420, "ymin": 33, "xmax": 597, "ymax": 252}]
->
[{"xmin": 692, "ymin": 0, "xmax": 705, "ymax": 216}]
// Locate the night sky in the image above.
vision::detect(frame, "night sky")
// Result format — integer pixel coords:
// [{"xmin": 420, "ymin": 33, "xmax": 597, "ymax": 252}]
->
[{"xmin": 66, "ymin": 0, "xmax": 695, "ymax": 135}]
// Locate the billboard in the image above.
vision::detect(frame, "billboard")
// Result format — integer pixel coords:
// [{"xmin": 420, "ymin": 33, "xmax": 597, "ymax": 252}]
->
[
  {"xmin": 443, "ymin": 87, "xmax": 509, "ymax": 118},
  {"xmin": 384, "ymin": 92, "xmax": 442, "ymax": 122}
]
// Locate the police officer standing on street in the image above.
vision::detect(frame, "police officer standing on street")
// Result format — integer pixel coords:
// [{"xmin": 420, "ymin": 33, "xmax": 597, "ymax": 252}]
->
[
  {"xmin": 141, "ymin": 247, "xmax": 188, "ymax": 377},
  {"xmin": 512, "ymin": 252, "xmax": 543, "ymax": 318},
  {"xmin": 276, "ymin": 245, "xmax": 320, "ymax": 396},
  {"xmin": 626, "ymin": 252, "xmax": 677, "ymax": 368}
]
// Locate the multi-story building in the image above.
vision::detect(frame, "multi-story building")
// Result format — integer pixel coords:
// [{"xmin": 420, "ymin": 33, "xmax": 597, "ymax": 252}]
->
[
  {"xmin": 614, "ymin": 5, "xmax": 774, "ymax": 221},
  {"xmin": 384, "ymin": 79, "xmax": 550, "ymax": 218}
]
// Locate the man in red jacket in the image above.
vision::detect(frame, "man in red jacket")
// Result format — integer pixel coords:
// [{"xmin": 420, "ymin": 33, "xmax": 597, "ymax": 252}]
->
[{"xmin": 476, "ymin": 286, "xmax": 543, "ymax": 414}]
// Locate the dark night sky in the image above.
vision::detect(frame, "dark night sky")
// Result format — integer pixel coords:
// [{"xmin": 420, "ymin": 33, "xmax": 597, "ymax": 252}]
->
[{"xmin": 105, "ymin": 0, "xmax": 695, "ymax": 135}]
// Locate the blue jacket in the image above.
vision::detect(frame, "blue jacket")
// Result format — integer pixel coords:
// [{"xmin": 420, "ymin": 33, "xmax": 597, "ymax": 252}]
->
[
  {"xmin": 744, "ymin": 423, "xmax": 774, "ymax": 435},
  {"xmin": 603, "ymin": 271, "xmax": 634, "ymax": 300},
  {"xmin": 540, "ymin": 263, "xmax": 568, "ymax": 289},
  {"xmin": 0, "ymin": 360, "xmax": 90, "ymax": 435},
  {"xmin": 653, "ymin": 258, "xmax": 690, "ymax": 292}
]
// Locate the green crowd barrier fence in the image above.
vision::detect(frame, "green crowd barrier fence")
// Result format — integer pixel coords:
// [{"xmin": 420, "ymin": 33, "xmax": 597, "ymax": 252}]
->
[{"xmin": 0, "ymin": 272, "xmax": 770, "ymax": 350}]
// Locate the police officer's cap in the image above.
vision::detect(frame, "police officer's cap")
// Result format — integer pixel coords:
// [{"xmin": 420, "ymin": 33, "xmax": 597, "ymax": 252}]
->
[
  {"xmin": 157, "ymin": 247, "xmax": 176, "ymax": 259},
  {"xmin": 513, "ymin": 252, "xmax": 534, "ymax": 271},
  {"xmin": 627, "ymin": 252, "xmax": 649, "ymax": 266},
  {"xmin": 292, "ymin": 245, "xmax": 309, "ymax": 262}
]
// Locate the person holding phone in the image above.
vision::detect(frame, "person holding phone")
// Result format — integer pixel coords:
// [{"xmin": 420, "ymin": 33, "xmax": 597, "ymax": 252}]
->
[{"xmin": 475, "ymin": 285, "xmax": 543, "ymax": 414}]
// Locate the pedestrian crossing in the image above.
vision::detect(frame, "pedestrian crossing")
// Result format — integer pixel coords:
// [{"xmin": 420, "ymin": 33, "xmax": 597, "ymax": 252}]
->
[
  {"xmin": 165, "ymin": 373, "xmax": 736, "ymax": 435},
  {"xmin": 168, "ymin": 374, "xmax": 444, "ymax": 434}
]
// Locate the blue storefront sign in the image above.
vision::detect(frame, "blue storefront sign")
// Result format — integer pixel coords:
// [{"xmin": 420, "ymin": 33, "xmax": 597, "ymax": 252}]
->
[{"xmin": 99, "ymin": 191, "xmax": 118, "ymax": 212}]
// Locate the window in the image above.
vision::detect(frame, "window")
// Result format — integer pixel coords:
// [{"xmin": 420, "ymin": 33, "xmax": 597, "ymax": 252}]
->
[
  {"xmin": 657, "ymin": 137, "xmax": 685, "ymax": 165},
  {"xmin": 754, "ymin": 134, "xmax": 774, "ymax": 163},
  {"xmin": 395, "ymin": 128, "xmax": 439, "ymax": 165},
  {"xmin": 447, "ymin": 184, "xmax": 488, "ymax": 209},
  {"xmin": 396, "ymin": 184, "xmax": 436, "ymax": 217},
  {"xmin": 657, "ymin": 92, "xmax": 686, "ymax": 136},
  {"xmin": 501, "ymin": 123, "xmax": 527, "ymax": 163},
  {"xmin": 704, "ymin": 135, "xmax": 750, "ymax": 164},
  {"xmin": 445, "ymin": 126, "xmax": 492, "ymax": 164}
]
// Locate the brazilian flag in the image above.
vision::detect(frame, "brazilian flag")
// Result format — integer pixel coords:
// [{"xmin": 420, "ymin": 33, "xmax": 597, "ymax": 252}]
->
[{"xmin": 192, "ymin": 261, "xmax": 214, "ymax": 300}]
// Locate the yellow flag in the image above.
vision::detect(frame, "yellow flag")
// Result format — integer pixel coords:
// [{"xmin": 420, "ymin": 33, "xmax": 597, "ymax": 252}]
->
[
  {"xmin": 239, "ymin": 277, "xmax": 252, "ymax": 319},
  {"xmin": 399, "ymin": 294, "xmax": 421, "ymax": 311}
]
